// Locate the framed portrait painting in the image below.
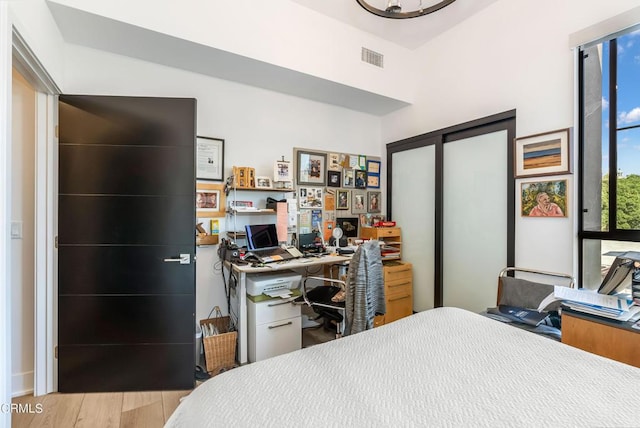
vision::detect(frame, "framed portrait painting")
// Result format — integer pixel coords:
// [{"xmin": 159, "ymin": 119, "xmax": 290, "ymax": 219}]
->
[
  {"xmin": 297, "ymin": 150, "xmax": 327, "ymax": 186},
  {"xmin": 514, "ymin": 128, "xmax": 571, "ymax": 178},
  {"xmin": 520, "ymin": 179, "xmax": 568, "ymax": 217},
  {"xmin": 327, "ymin": 170, "xmax": 341, "ymax": 187},
  {"xmin": 337, "ymin": 190, "xmax": 350, "ymax": 210},
  {"xmin": 354, "ymin": 170, "xmax": 367, "ymax": 189},
  {"xmin": 367, "ymin": 191, "xmax": 381, "ymax": 213}
]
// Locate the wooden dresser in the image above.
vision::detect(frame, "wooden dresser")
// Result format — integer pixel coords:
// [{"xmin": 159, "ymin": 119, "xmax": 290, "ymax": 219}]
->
[
  {"xmin": 374, "ymin": 260, "xmax": 413, "ymax": 327},
  {"xmin": 562, "ymin": 309, "xmax": 640, "ymax": 368}
]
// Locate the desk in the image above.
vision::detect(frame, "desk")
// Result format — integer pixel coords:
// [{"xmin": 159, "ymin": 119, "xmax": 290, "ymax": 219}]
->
[
  {"xmin": 562, "ymin": 308, "xmax": 640, "ymax": 368},
  {"xmin": 226, "ymin": 255, "xmax": 352, "ymax": 364}
]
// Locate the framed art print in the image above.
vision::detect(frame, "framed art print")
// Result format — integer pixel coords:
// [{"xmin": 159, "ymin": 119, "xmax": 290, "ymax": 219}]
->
[
  {"xmin": 328, "ymin": 153, "xmax": 341, "ymax": 171},
  {"xmin": 514, "ymin": 128, "xmax": 570, "ymax": 178},
  {"xmin": 367, "ymin": 174, "xmax": 380, "ymax": 189},
  {"xmin": 327, "ymin": 170, "xmax": 341, "ymax": 187},
  {"xmin": 255, "ymin": 176, "xmax": 272, "ymax": 189},
  {"xmin": 196, "ymin": 182, "xmax": 225, "ymax": 217},
  {"xmin": 355, "ymin": 170, "xmax": 367, "ymax": 189},
  {"xmin": 367, "ymin": 159, "xmax": 380, "ymax": 175},
  {"xmin": 274, "ymin": 159, "xmax": 293, "ymax": 182},
  {"xmin": 520, "ymin": 179, "xmax": 567, "ymax": 217},
  {"xmin": 297, "ymin": 150, "xmax": 327, "ymax": 186},
  {"xmin": 196, "ymin": 136, "xmax": 224, "ymax": 181},
  {"xmin": 352, "ymin": 190, "xmax": 367, "ymax": 214},
  {"xmin": 358, "ymin": 155, "xmax": 367, "ymax": 170},
  {"xmin": 337, "ymin": 190, "xmax": 350, "ymax": 210},
  {"xmin": 343, "ymin": 169, "xmax": 355, "ymax": 188},
  {"xmin": 298, "ymin": 187, "xmax": 324, "ymax": 209},
  {"xmin": 367, "ymin": 159, "xmax": 381, "ymax": 189},
  {"xmin": 367, "ymin": 191, "xmax": 381, "ymax": 213},
  {"xmin": 336, "ymin": 217, "xmax": 359, "ymax": 238}
]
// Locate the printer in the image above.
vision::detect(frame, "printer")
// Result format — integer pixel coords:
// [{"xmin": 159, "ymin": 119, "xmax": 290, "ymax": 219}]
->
[{"xmin": 246, "ymin": 271, "xmax": 302, "ymax": 297}]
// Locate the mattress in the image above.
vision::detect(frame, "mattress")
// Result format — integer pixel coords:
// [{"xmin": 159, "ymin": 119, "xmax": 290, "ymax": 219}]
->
[{"xmin": 166, "ymin": 307, "xmax": 640, "ymax": 427}]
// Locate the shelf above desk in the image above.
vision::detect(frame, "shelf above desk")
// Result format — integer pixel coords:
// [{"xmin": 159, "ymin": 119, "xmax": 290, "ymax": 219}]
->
[{"xmin": 228, "ymin": 209, "xmax": 276, "ymax": 215}]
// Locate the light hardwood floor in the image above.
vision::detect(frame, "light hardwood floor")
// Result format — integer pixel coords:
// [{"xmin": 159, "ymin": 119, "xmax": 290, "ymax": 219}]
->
[
  {"xmin": 10, "ymin": 313, "xmax": 333, "ymax": 428},
  {"xmin": 11, "ymin": 390, "xmax": 191, "ymax": 428}
]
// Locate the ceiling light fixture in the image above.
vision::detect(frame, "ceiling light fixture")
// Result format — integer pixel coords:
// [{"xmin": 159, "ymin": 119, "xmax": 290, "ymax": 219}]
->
[{"xmin": 355, "ymin": 0, "xmax": 457, "ymax": 19}]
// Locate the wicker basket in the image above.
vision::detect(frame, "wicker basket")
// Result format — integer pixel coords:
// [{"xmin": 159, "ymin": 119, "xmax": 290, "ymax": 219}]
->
[{"xmin": 200, "ymin": 316, "xmax": 237, "ymax": 375}]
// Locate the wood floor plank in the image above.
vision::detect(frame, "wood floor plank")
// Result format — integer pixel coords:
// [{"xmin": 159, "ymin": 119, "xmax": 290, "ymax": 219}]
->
[
  {"xmin": 28, "ymin": 393, "xmax": 84, "ymax": 428},
  {"xmin": 161, "ymin": 390, "xmax": 191, "ymax": 423},
  {"xmin": 74, "ymin": 392, "xmax": 123, "ymax": 428},
  {"xmin": 121, "ymin": 391, "xmax": 162, "ymax": 412},
  {"xmin": 10, "ymin": 395, "xmax": 39, "ymax": 428},
  {"xmin": 120, "ymin": 400, "xmax": 164, "ymax": 428}
]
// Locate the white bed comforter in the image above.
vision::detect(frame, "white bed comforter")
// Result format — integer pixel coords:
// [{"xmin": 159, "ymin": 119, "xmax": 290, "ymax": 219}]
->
[{"xmin": 166, "ymin": 307, "xmax": 640, "ymax": 427}]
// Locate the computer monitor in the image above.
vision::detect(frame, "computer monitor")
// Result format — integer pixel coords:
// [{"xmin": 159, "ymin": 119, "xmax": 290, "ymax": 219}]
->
[
  {"xmin": 245, "ymin": 224, "xmax": 279, "ymax": 250},
  {"xmin": 298, "ymin": 233, "xmax": 318, "ymax": 251}
]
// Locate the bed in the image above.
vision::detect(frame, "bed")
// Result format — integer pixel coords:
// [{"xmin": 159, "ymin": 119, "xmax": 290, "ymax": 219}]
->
[{"xmin": 166, "ymin": 307, "xmax": 640, "ymax": 427}]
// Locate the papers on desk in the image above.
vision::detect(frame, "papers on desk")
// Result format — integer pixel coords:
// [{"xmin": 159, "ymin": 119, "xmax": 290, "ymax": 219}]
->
[
  {"xmin": 264, "ymin": 289, "xmax": 293, "ymax": 299},
  {"xmin": 538, "ymin": 286, "xmax": 639, "ymax": 320}
]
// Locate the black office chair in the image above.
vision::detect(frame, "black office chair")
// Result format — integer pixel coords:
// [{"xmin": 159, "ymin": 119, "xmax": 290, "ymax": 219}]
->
[
  {"xmin": 297, "ymin": 240, "xmax": 385, "ymax": 338},
  {"xmin": 298, "ymin": 275, "xmax": 346, "ymax": 337}
]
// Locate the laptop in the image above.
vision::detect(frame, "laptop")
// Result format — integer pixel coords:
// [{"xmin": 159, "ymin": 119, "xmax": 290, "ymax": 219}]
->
[{"xmin": 245, "ymin": 224, "xmax": 301, "ymax": 263}]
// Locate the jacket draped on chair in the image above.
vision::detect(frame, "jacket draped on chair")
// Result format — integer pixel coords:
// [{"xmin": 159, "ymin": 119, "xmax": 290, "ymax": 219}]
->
[{"xmin": 344, "ymin": 240, "xmax": 385, "ymax": 335}]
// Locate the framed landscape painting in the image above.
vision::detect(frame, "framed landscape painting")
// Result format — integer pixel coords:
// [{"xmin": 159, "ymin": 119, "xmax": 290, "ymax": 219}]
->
[{"xmin": 514, "ymin": 128, "xmax": 570, "ymax": 178}]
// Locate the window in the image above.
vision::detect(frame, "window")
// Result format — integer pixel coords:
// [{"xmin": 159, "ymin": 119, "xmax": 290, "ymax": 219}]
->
[{"xmin": 579, "ymin": 28, "xmax": 640, "ymax": 289}]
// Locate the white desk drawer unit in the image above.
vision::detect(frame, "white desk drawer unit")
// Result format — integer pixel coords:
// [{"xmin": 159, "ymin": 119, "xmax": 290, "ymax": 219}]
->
[{"xmin": 248, "ymin": 298, "xmax": 301, "ymax": 362}]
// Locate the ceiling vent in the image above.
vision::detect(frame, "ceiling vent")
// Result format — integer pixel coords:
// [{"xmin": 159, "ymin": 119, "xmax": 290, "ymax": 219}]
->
[{"xmin": 361, "ymin": 47, "xmax": 384, "ymax": 68}]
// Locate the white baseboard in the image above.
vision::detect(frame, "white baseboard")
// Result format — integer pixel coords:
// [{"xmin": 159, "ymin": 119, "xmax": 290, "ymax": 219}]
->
[{"xmin": 12, "ymin": 371, "xmax": 33, "ymax": 398}]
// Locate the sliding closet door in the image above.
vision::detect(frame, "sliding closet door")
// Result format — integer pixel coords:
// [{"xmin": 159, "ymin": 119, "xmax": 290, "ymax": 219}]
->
[
  {"xmin": 387, "ymin": 111, "xmax": 514, "ymax": 311},
  {"xmin": 391, "ymin": 145, "xmax": 436, "ymax": 311},
  {"xmin": 442, "ymin": 131, "xmax": 508, "ymax": 312}
]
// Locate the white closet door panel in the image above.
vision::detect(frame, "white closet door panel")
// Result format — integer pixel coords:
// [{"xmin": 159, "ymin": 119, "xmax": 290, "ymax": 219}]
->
[
  {"xmin": 442, "ymin": 131, "xmax": 507, "ymax": 313},
  {"xmin": 392, "ymin": 145, "xmax": 435, "ymax": 311}
]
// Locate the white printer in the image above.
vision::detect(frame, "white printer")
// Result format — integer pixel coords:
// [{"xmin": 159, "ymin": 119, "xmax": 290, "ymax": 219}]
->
[{"xmin": 246, "ymin": 271, "xmax": 302, "ymax": 297}]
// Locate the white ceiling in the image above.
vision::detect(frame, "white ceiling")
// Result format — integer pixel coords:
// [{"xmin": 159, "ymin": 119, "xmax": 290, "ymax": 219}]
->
[{"xmin": 290, "ymin": 0, "xmax": 500, "ymax": 50}]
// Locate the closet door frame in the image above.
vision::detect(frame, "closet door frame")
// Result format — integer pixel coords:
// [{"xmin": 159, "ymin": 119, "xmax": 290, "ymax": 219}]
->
[{"xmin": 387, "ymin": 110, "xmax": 516, "ymax": 307}]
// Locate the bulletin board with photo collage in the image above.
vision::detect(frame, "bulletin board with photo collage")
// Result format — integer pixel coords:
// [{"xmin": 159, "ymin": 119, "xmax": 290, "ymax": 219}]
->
[{"xmin": 294, "ymin": 148, "xmax": 384, "ymax": 242}]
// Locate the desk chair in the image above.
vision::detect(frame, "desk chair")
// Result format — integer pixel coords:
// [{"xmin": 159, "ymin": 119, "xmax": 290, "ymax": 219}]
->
[{"xmin": 298, "ymin": 240, "xmax": 385, "ymax": 338}]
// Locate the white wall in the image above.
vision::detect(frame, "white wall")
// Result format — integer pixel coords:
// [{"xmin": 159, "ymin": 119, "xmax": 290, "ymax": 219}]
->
[
  {"xmin": 11, "ymin": 69, "xmax": 36, "ymax": 396},
  {"xmin": 48, "ymin": 0, "xmax": 417, "ymax": 104},
  {"xmin": 381, "ymin": 0, "xmax": 640, "ymax": 277},
  {"xmin": 63, "ymin": 43, "xmax": 382, "ymax": 322},
  {"xmin": 9, "ymin": 0, "xmax": 66, "ymax": 90}
]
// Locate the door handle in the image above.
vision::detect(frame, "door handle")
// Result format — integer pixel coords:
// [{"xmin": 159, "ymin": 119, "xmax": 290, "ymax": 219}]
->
[{"xmin": 163, "ymin": 253, "xmax": 191, "ymax": 265}]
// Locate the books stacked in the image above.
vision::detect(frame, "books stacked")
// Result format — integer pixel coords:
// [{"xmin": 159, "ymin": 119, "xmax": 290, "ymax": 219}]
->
[
  {"xmin": 380, "ymin": 245, "xmax": 401, "ymax": 259},
  {"xmin": 538, "ymin": 286, "xmax": 640, "ymax": 322}
]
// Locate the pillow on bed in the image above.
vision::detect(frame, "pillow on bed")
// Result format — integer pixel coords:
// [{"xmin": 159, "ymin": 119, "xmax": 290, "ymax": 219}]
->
[{"xmin": 499, "ymin": 277, "xmax": 560, "ymax": 311}]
